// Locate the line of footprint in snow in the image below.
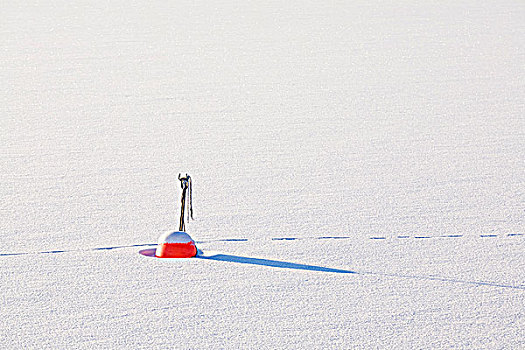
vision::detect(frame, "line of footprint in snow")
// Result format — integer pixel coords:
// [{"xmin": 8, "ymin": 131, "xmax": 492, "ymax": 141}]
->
[{"xmin": 0, "ymin": 233, "xmax": 522, "ymax": 257}]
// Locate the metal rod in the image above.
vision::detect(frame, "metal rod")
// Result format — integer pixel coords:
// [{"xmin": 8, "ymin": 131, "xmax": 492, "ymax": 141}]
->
[{"xmin": 178, "ymin": 173, "xmax": 192, "ymax": 231}]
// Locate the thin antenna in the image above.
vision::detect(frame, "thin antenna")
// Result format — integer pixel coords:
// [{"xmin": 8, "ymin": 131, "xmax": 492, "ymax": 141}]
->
[{"xmin": 178, "ymin": 173, "xmax": 193, "ymax": 232}]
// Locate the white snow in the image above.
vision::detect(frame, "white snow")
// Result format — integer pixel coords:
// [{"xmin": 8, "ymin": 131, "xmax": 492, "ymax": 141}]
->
[
  {"xmin": 157, "ymin": 231, "xmax": 195, "ymax": 244},
  {"xmin": 1, "ymin": 0, "xmax": 524, "ymax": 348}
]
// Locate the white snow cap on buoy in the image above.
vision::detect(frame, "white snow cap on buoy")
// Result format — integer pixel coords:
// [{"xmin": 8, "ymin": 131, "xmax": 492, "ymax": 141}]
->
[
  {"xmin": 155, "ymin": 231, "xmax": 197, "ymax": 258},
  {"xmin": 157, "ymin": 231, "xmax": 195, "ymax": 244}
]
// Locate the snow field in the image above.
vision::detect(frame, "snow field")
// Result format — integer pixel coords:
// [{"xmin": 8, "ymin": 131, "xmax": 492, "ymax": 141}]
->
[{"xmin": 1, "ymin": 0, "xmax": 524, "ymax": 348}]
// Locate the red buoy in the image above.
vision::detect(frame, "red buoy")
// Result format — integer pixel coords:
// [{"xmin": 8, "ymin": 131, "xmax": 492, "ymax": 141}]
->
[{"xmin": 155, "ymin": 231, "xmax": 197, "ymax": 258}]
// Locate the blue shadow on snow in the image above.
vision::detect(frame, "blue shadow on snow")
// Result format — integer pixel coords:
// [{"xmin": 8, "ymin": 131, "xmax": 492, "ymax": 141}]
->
[{"xmin": 196, "ymin": 254, "xmax": 355, "ymax": 274}]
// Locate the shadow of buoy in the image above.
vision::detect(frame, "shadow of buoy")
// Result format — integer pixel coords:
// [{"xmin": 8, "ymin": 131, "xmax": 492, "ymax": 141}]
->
[{"xmin": 139, "ymin": 248, "xmax": 156, "ymax": 257}]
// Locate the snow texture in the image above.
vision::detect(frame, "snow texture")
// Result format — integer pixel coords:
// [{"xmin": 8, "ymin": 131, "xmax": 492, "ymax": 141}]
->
[{"xmin": 1, "ymin": 0, "xmax": 524, "ymax": 348}]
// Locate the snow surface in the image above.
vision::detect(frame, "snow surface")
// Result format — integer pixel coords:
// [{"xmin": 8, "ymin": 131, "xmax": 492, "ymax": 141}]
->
[{"xmin": 1, "ymin": 0, "xmax": 524, "ymax": 348}]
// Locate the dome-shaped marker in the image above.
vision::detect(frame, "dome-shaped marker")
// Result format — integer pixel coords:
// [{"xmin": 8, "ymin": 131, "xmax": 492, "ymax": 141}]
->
[
  {"xmin": 155, "ymin": 174, "xmax": 197, "ymax": 258},
  {"xmin": 155, "ymin": 231, "xmax": 197, "ymax": 258}
]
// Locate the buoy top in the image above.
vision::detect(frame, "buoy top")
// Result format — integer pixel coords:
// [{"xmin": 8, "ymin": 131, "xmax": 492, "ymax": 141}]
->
[{"xmin": 157, "ymin": 231, "xmax": 195, "ymax": 244}]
